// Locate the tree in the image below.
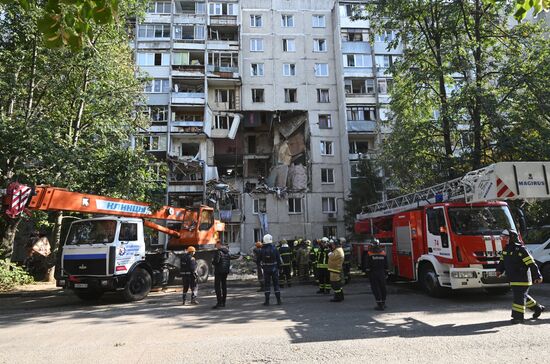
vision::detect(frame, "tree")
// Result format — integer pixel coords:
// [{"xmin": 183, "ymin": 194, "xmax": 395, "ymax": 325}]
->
[
  {"xmin": 0, "ymin": 2, "xmax": 163, "ymax": 258},
  {"xmin": 344, "ymin": 159, "xmax": 383, "ymax": 236},
  {"xmin": 367, "ymin": 0, "xmax": 550, "ymax": 193}
]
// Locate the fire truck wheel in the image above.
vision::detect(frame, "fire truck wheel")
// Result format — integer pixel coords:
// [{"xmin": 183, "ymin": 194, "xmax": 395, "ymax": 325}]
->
[
  {"xmin": 74, "ymin": 287, "xmax": 104, "ymax": 301},
  {"xmin": 122, "ymin": 267, "xmax": 152, "ymax": 302},
  {"xmin": 195, "ymin": 259, "xmax": 210, "ymax": 283},
  {"xmin": 419, "ymin": 264, "xmax": 448, "ymax": 298}
]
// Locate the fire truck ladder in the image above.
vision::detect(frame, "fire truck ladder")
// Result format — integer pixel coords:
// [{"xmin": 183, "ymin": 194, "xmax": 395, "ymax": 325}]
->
[{"xmin": 358, "ymin": 176, "xmax": 473, "ymax": 219}]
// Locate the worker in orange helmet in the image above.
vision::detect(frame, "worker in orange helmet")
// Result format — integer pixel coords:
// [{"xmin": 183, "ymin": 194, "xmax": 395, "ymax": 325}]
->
[{"xmin": 180, "ymin": 246, "xmax": 198, "ymax": 305}]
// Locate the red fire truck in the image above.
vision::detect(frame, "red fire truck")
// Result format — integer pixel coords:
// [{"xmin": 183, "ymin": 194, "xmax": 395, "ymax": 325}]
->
[{"xmin": 354, "ymin": 162, "xmax": 550, "ymax": 296}]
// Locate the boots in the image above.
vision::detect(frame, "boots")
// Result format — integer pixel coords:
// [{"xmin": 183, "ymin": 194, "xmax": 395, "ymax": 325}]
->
[
  {"xmin": 182, "ymin": 294, "xmax": 187, "ymax": 306},
  {"xmin": 263, "ymin": 292, "xmax": 270, "ymax": 306},
  {"xmin": 533, "ymin": 305, "xmax": 545, "ymax": 319},
  {"xmin": 374, "ymin": 302, "xmax": 385, "ymax": 311},
  {"xmin": 275, "ymin": 292, "xmax": 282, "ymax": 305}
]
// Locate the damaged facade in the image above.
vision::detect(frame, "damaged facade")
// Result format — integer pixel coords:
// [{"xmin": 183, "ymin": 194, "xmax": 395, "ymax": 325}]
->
[{"xmin": 133, "ymin": 0, "xmax": 351, "ymax": 253}]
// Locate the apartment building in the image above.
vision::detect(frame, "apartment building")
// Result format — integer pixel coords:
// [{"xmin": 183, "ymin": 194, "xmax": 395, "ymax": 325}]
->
[{"xmin": 134, "ymin": 0, "xmax": 350, "ymax": 252}]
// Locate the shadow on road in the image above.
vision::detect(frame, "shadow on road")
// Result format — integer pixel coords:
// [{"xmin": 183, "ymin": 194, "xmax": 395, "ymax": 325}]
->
[{"xmin": 1, "ymin": 276, "xmax": 549, "ymax": 344}]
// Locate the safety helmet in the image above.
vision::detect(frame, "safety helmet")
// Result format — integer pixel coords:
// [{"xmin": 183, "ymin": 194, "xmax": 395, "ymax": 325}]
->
[
  {"xmin": 501, "ymin": 229, "xmax": 518, "ymax": 237},
  {"xmin": 305, "ymin": 240, "xmax": 311, "ymax": 246},
  {"xmin": 339, "ymin": 237, "xmax": 346, "ymax": 244},
  {"xmin": 321, "ymin": 237, "xmax": 329, "ymax": 243},
  {"xmin": 255, "ymin": 241, "xmax": 262, "ymax": 248},
  {"xmin": 372, "ymin": 238, "xmax": 380, "ymax": 246},
  {"xmin": 187, "ymin": 246, "xmax": 196, "ymax": 253},
  {"xmin": 263, "ymin": 234, "xmax": 273, "ymax": 245},
  {"xmin": 293, "ymin": 240, "xmax": 299, "ymax": 246}
]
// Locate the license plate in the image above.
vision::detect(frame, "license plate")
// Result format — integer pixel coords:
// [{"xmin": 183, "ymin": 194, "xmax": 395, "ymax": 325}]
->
[
  {"xmin": 74, "ymin": 283, "xmax": 88, "ymax": 288},
  {"xmin": 485, "ymin": 271, "xmax": 497, "ymax": 277}
]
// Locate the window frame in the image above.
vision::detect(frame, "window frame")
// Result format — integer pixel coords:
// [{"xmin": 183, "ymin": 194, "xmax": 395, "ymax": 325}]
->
[
  {"xmin": 312, "ymin": 14, "xmax": 326, "ymax": 28},
  {"xmin": 288, "ymin": 198, "xmax": 303, "ymax": 214},
  {"xmin": 281, "ymin": 14, "xmax": 295, "ymax": 27},
  {"xmin": 321, "ymin": 168, "xmax": 335, "ymax": 184},
  {"xmin": 250, "ymin": 38, "xmax": 264, "ymax": 52},
  {"xmin": 317, "ymin": 88, "xmax": 330, "ymax": 103},
  {"xmin": 253, "ymin": 198, "xmax": 267, "ymax": 214},
  {"xmin": 250, "ymin": 14, "xmax": 263, "ymax": 27},
  {"xmin": 251, "ymin": 88, "xmax": 265, "ymax": 103},
  {"xmin": 320, "ymin": 140, "xmax": 334, "ymax": 156},
  {"xmin": 318, "ymin": 114, "xmax": 332, "ymax": 129},
  {"xmin": 282, "ymin": 38, "xmax": 296, "ymax": 52},
  {"xmin": 314, "ymin": 63, "xmax": 329, "ymax": 77},
  {"xmin": 313, "ymin": 38, "xmax": 327, "ymax": 52},
  {"xmin": 251, "ymin": 63, "xmax": 264, "ymax": 76},
  {"xmin": 322, "ymin": 197, "xmax": 337, "ymax": 213},
  {"xmin": 283, "ymin": 63, "xmax": 296, "ymax": 76},
  {"xmin": 284, "ymin": 88, "xmax": 298, "ymax": 103}
]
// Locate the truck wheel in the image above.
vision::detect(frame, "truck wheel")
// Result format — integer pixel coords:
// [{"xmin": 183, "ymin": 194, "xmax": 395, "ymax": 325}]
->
[
  {"xmin": 195, "ymin": 259, "xmax": 209, "ymax": 283},
  {"xmin": 419, "ymin": 264, "xmax": 448, "ymax": 298},
  {"xmin": 484, "ymin": 287, "xmax": 510, "ymax": 295},
  {"xmin": 74, "ymin": 287, "xmax": 104, "ymax": 301},
  {"xmin": 122, "ymin": 267, "xmax": 152, "ymax": 302},
  {"xmin": 542, "ymin": 264, "xmax": 550, "ymax": 283}
]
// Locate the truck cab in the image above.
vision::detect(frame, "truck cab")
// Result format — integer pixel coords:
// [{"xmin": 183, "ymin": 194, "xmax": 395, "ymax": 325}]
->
[{"xmin": 57, "ymin": 217, "xmax": 167, "ymax": 301}]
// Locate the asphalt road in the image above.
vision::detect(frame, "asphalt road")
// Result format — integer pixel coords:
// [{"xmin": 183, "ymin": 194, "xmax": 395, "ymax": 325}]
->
[{"xmin": 1, "ymin": 277, "xmax": 550, "ymax": 364}]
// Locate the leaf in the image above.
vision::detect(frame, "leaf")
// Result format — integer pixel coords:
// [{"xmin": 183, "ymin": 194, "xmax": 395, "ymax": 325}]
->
[
  {"xmin": 93, "ymin": 5, "xmax": 113, "ymax": 25},
  {"xmin": 37, "ymin": 15, "xmax": 59, "ymax": 33},
  {"xmin": 19, "ymin": 0, "xmax": 30, "ymax": 11},
  {"xmin": 43, "ymin": 32, "xmax": 64, "ymax": 48}
]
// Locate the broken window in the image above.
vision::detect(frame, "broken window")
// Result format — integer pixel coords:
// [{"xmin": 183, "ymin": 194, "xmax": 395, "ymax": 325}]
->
[
  {"xmin": 149, "ymin": 106, "xmax": 168, "ymax": 122},
  {"xmin": 317, "ymin": 89, "xmax": 330, "ymax": 103},
  {"xmin": 318, "ymin": 114, "xmax": 332, "ymax": 129},
  {"xmin": 320, "ymin": 140, "xmax": 334, "ymax": 156},
  {"xmin": 180, "ymin": 143, "xmax": 200, "ymax": 157},
  {"xmin": 288, "ymin": 198, "xmax": 302, "ymax": 214},
  {"xmin": 321, "ymin": 168, "xmax": 334, "ymax": 184},
  {"xmin": 284, "ymin": 88, "xmax": 297, "ymax": 103},
  {"xmin": 346, "ymin": 106, "xmax": 376, "ymax": 121},
  {"xmin": 209, "ymin": 52, "xmax": 238, "ymax": 68},
  {"xmin": 252, "ymin": 89, "xmax": 264, "ymax": 103},
  {"xmin": 214, "ymin": 115, "xmax": 231, "ymax": 129},
  {"xmin": 215, "ymin": 89, "xmax": 235, "ymax": 104},
  {"xmin": 253, "ymin": 199, "xmax": 267, "ymax": 214},
  {"xmin": 349, "ymin": 140, "xmax": 369, "ymax": 154},
  {"xmin": 144, "ymin": 79, "xmax": 170, "ymax": 93},
  {"xmin": 345, "ymin": 78, "xmax": 374, "ymax": 94},
  {"xmin": 322, "ymin": 197, "xmax": 337, "ymax": 213}
]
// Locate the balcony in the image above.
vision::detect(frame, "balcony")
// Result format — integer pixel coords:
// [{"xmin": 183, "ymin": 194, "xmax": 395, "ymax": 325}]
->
[
  {"xmin": 206, "ymin": 65, "xmax": 240, "ymax": 82},
  {"xmin": 347, "ymin": 120, "xmax": 377, "ymax": 133},
  {"xmin": 342, "ymin": 41, "xmax": 371, "ymax": 54},
  {"xmin": 171, "ymin": 120, "xmax": 204, "ymax": 134},
  {"xmin": 172, "ymin": 64, "xmax": 205, "ymax": 77},
  {"xmin": 171, "ymin": 92, "xmax": 205, "ymax": 105},
  {"xmin": 173, "ymin": 13, "xmax": 206, "ymax": 24},
  {"xmin": 209, "ymin": 15, "xmax": 238, "ymax": 26},
  {"xmin": 343, "ymin": 67, "xmax": 374, "ymax": 77}
]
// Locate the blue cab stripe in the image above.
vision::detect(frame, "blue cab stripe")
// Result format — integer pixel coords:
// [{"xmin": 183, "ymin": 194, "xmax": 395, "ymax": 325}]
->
[{"xmin": 64, "ymin": 254, "xmax": 106, "ymax": 260}]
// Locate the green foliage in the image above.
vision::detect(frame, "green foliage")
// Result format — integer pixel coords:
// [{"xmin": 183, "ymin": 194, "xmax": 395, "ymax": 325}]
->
[
  {"xmin": 344, "ymin": 160, "xmax": 383, "ymax": 235},
  {"xmin": 0, "ymin": 258, "xmax": 33, "ymax": 291}
]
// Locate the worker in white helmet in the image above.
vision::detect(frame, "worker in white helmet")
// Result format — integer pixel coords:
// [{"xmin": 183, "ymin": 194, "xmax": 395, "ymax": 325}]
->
[{"xmin": 257, "ymin": 234, "xmax": 283, "ymax": 306}]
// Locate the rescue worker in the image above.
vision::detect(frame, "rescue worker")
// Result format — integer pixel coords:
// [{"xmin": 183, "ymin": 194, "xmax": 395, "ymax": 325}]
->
[
  {"xmin": 180, "ymin": 246, "xmax": 198, "ymax": 305},
  {"xmin": 297, "ymin": 240, "xmax": 311, "ymax": 281},
  {"xmin": 496, "ymin": 229, "xmax": 545, "ymax": 324},
  {"xmin": 365, "ymin": 239, "xmax": 388, "ymax": 310},
  {"xmin": 212, "ymin": 241, "xmax": 231, "ymax": 309},
  {"xmin": 253, "ymin": 241, "xmax": 264, "ymax": 292},
  {"xmin": 328, "ymin": 239, "xmax": 345, "ymax": 302},
  {"xmin": 310, "ymin": 239, "xmax": 319, "ymax": 281},
  {"xmin": 292, "ymin": 239, "xmax": 300, "ymax": 277},
  {"xmin": 278, "ymin": 240, "xmax": 293, "ymax": 287},
  {"xmin": 316, "ymin": 237, "xmax": 330, "ymax": 294},
  {"xmin": 341, "ymin": 237, "xmax": 352, "ymax": 284},
  {"xmin": 258, "ymin": 234, "xmax": 282, "ymax": 306}
]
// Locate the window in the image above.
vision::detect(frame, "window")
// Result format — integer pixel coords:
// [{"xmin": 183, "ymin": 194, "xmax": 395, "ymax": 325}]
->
[
  {"xmin": 136, "ymin": 52, "xmax": 169, "ymax": 66},
  {"xmin": 375, "ymin": 30, "xmax": 397, "ymax": 43},
  {"xmin": 288, "ymin": 198, "xmax": 302, "ymax": 214},
  {"xmin": 215, "ymin": 89, "xmax": 234, "ymax": 103},
  {"xmin": 209, "ymin": 2, "xmax": 238, "ymax": 15},
  {"xmin": 146, "ymin": 1, "xmax": 171, "ymax": 14},
  {"xmin": 318, "ymin": 114, "xmax": 332, "ymax": 129},
  {"xmin": 138, "ymin": 24, "xmax": 170, "ymax": 38},
  {"xmin": 323, "ymin": 226, "xmax": 337, "ymax": 238},
  {"xmin": 346, "ymin": 106, "xmax": 376, "ymax": 121},
  {"xmin": 252, "ymin": 88, "xmax": 265, "ymax": 103},
  {"xmin": 148, "ymin": 106, "xmax": 168, "ymax": 122},
  {"xmin": 344, "ymin": 54, "xmax": 369, "ymax": 67},
  {"xmin": 251, "ymin": 63, "xmax": 264, "ymax": 76},
  {"xmin": 313, "ymin": 39, "xmax": 327, "ymax": 52},
  {"xmin": 321, "ymin": 168, "xmax": 334, "ymax": 184},
  {"xmin": 283, "ymin": 63, "xmax": 296, "ymax": 76},
  {"xmin": 427, "ymin": 208, "xmax": 448, "ymax": 247},
  {"xmin": 250, "ymin": 14, "xmax": 262, "ymax": 27},
  {"xmin": 377, "ymin": 79, "xmax": 393, "ymax": 94},
  {"xmin": 119, "ymin": 223, "xmax": 138, "ymax": 241},
  {"xmin": 208, "ymin": 52, "xmax": 238, "ymax": 68},
  {"xmin": 322, "ymin": 197, "xmax": 337, "ymax": 213},
  {"xmin": 282, "ymin": 38, "xmax": 295, "ymax": 52},
  {"xmin": 312, "ymin": 15, "xmax": 326, "ymax": 28},
  {"xmin": 342, "ymin": 30, "xmax": 364, "ymax": 42},
  {"xmin": 174, "ymin": 25, "xmax": 205, "ymax": 40},
  {"xmin": 284, "ymin": 88, "xmax": 297, "ymax": 103},
  {"xmin": 195, "ymin": 2, "xmax": 206, "ymax": 14},
  {"xmin": 320, "ymin": 140, "xmax": 334, "ymax": 156},
  {"xmin": 317, "ymin": 89, "xmax": 330, "ymax": 103},
  {"xmin": 281, "ymin": 14, "xmax": 294, "ymax": 27},
  {"xmin": 314, "ymin": 63, "xmax": 329, "ymax": 77},
  {"xmin": 250, "ymin": 38, "xmax": 264, "ymax": 52},
  {"xmin": 144, "ymin": 79, "xmax": 170, "ymax": 93},
  {"xmin": 253, "ymin": 228, "xmax": 262, "ymax": 243},
  {"xmin": 375, "ymin": 55, "xmax": 392, "ymax": 69},
  {"xmin": 138, "ymin": 135, "xmax": 162, "ymax": 151},
  {"xmin": 214, "ymin": 115, "xmax": 231, "ymax": 129},
  {"xmin": 349, "ymin": 140, "xmax": 369, "ymax": 154},
  {"xmin": 253, "ymin": 198, "xmax": 267, "ymax": 214},
  {"xmin": 344, "ymin": 78, "xmax": 375, "ymax": 94}
]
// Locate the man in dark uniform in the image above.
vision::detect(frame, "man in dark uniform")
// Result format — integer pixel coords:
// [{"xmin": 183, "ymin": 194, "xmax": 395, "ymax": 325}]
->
[
  {"xmin": 310, "ymin": 239, "xmax": 319, "ymax": 281},
  {"xmin": 316, "ymin": 237, "xmax": 330, "ymax": 294},
  {"xmin": 258, "ymin": 234, "xmax": 282, "ymax": 306},
  {"xmin": 341, "ymin": 237, "xmax": 352, "ymax": 284},
  {"xmin": 180, "ymin": 246, "xmax": 198, "ymax": 305},
  {"xmin": 496, "ymin": 229, "xmax": 545, "ymax": 324},
  {"xmin": 253, "ymin": 241, "xmax": 264, "ymax": 292},
  {"xmin": 212, "ymin": 242, "xmax": 231, "ymax": 309},
  {"xmin": 365, "ymin": 239, "xmax": 388, "ymax": 310},
  {"xmin": 278, "ymin": 240, "xmax": 292, "ymax": 287}
]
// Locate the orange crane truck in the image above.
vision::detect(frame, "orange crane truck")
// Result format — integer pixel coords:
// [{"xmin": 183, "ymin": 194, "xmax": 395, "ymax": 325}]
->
[{"xmin": 1, "ymin": 183, "xmax": 224, "ymax": 301}]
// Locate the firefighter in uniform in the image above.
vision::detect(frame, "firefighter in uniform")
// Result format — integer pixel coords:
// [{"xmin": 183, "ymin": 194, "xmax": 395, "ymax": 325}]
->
[
  {"xmin": 365, "ymin": 239, "xmax": 388, "ymax": 310},
  {"xmin": 316, "ymin": 237, "xmax": 331, "ymax": 294},
  {"xmin": 341, "ymin": 237, "xmax": 352, "ymax": 284},
  {"xmin": 496, "ymin": 229, "xmax": 545, "ymax": 324},
  {"xmin": 297, "ymin": 240, "xmax": 311, "ymax": 281},
  {"xmin": 292, "ymin": 240, "xmax": 300, "ymax": 278},
  {"xmin": 180, "ymin": 246, "xmax": 199, "ymax": 305},
  {"xmin": 328, "ymin": 239, "xmax": 345, "ymax": 302},
  {"xmin": 258, "ymin": 234, "xmax": 282, "ymax": 306},
  {"xmin": 310, "ymin": 240, "xmax": 319, "ymax": 282},
  {"xmin": 253, "ymin": 241, "xmax": 264, "ymax": 292},
  {"xmin": 278, "ymin": 240, "xmax": 293, "ymax": 287}
]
